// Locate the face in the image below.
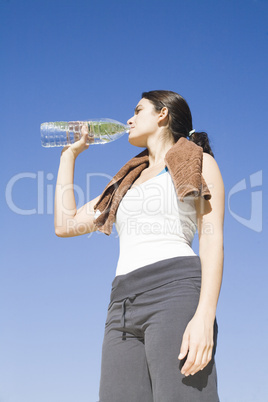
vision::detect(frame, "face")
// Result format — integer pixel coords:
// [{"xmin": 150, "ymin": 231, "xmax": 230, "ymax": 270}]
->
[{"xmin": 127, "ymin": 98, "xmax": 161, "ymax": 147}]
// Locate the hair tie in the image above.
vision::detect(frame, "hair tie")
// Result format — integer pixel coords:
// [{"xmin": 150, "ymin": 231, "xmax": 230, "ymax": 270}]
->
[{"xmin": 188, "ymin": 129, "xmax": 195, "ymax": 137}]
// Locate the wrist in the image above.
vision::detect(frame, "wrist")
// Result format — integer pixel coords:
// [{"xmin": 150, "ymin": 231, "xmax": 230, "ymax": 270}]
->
[
  {"xmin": 195, "ymin": 304, "xmax": 217, "ymax": 321},
  {"xmin": 61, "ymin": 147, "xmax": 77, "ymax": 161}
]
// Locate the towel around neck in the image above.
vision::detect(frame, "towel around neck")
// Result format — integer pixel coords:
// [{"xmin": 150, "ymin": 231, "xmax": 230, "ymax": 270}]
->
[{"xmin": 93, "ymin": 137, "xmax": 211, "ymax": 236}]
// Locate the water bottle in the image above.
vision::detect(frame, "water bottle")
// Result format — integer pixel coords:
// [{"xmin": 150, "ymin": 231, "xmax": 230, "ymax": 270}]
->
[{"xmin": 40, "ymin": 118, "xmax": 129, "ymax": 147}]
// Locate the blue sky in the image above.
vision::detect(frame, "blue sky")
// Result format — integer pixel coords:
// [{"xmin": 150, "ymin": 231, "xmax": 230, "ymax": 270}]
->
[{"xmin": 1, "ymin": 0, "xmax": 267, "ymax": 401}]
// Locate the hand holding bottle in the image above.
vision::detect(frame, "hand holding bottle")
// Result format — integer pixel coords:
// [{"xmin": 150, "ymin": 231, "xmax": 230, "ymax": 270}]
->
[{"xmin": 61, "ymin": 122, "xmax": 93, "ymax": 159}]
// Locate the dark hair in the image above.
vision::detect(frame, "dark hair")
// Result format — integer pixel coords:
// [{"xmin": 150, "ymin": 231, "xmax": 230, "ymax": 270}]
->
[{"xmin": 141, "ymin": 90, "xmax": 214, "ymax": 158}]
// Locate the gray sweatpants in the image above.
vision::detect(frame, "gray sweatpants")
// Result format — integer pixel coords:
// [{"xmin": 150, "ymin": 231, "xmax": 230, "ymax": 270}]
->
[{"xmin": 98, "ymin": 256, "xmax": 219, "ymax": 402}]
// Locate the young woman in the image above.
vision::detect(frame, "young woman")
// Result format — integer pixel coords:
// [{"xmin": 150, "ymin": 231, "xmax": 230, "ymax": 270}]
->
[{"xmin": 54, "ymin": 90, "xmax": 225, "ymax": 402}]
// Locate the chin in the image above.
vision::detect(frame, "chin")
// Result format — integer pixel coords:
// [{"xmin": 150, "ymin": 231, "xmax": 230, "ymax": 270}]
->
[{"xmin": 128, "ymin": 134, "xmax": 147, "ymax": 148}]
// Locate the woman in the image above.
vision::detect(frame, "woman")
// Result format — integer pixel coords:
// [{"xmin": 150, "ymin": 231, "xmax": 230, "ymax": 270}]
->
[{"xmin": 54, "ymin": 90, "xmax": 225, "ymax": 401}]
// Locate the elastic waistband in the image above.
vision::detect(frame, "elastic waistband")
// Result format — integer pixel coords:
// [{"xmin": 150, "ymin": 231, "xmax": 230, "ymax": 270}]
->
[{"xmin": 109, "ymin": 255, "xmax": 201, "ymax": 306}]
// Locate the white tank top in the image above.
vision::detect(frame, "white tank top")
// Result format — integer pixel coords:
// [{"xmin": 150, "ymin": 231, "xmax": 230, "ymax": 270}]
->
[{"xmin": 114, "ymin": 168, "xmax": 197, "ymax": 276}]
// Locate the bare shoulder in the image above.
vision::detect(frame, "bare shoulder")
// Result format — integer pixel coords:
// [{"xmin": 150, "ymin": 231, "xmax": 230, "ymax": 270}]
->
[
  {"xmin": 193, "ymin": 152, "xmax": 225, "ymax": 241},
  {"xmin": 202, "ymin": 152, "xmax": 220, "ymax": 173},
  {"xmin": 194, "ymin": 152, "xmax": 225, "ymax": 220}
]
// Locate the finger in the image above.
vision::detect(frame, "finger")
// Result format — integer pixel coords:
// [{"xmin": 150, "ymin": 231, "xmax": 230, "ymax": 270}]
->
[
  {"xmin": 200, "ymin": 346, "xmax": 213, "ymax": 371},
  {"xmin": 178, "ymin": 334, "xmax": 189, "ymax": 360},
  {"xmin": 81, "ymin": 124, "xmax": 89, "ymax": 141},
  {"xmin": 181, "ymin": 347, "xmax": 197, "ymax": 376},
  {"xmin": 188, "ymin": 349, "xmax": 204, "ymax": 376},
  {"xmin": 76, "ymin": 125, "xmax": 91, "ymax": 147},
  {"xmin": 86, "ymin": 138, "xmax": 94, "ymax": 146},
  {"xmin": 81, "ymin": 124, "xmax": 89, "ymax": 135},
  {"xmin": 74, "ymin": 122, "xmax": 80, "ymax": 141}
]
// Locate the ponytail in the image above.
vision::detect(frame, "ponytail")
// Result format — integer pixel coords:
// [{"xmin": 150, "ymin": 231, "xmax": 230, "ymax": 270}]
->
[{"xmin": 188, "ymin": 131, "xmax": 214, "ymax": 158}]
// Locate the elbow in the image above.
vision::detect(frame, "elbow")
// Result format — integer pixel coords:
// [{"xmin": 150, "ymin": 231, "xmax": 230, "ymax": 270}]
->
[
  {"xmin": 199, "ymin": 241, "xmax": 224, "ymax": 262},
  {"xmin": 54, "ymin": 217, "xmax": 72, "ymax": 237},
  {"xmin": 55, "ymin": 226, "xmax": 68, "ymax": 237}
]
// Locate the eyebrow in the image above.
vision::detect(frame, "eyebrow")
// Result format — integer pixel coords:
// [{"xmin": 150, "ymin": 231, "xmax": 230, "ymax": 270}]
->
[{"xmin": 135, "ymin": 105, "xmax": 142, "ymax": 113}]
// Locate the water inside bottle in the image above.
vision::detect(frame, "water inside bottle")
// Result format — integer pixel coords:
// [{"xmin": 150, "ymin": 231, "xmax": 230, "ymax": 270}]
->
[{"xmin": 40, "ymin": 119, "xmax": 129, "ymax": 147}]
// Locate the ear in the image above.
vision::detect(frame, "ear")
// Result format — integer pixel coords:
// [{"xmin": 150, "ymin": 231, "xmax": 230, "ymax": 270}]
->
[{"xmin": 158, "ymin": 107, "xmax": 169, "ymax": 124}]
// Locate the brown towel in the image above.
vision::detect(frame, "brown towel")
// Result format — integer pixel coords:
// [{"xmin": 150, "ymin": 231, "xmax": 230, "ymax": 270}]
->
[{"xmin": 93, "ymin": 136, "xmax": 211, "ymax": 235}]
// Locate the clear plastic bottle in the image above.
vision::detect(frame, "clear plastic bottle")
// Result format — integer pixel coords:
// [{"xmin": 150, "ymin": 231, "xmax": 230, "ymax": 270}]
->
[{"xmin": 40, "ymin": 118, "xmax": 129, "ymax": 147}]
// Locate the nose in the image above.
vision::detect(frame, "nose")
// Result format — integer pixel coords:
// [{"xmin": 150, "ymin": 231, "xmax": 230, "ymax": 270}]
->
[{"xmin": 127, "ymin": 115, "xmax": 134, "ymax": 126}]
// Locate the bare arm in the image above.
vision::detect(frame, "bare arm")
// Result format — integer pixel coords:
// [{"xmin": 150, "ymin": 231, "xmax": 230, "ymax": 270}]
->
[
  {"xmin": 54, "ymin": 126, "xmax": 101, "ymax": 237},
  {"xmin": 195, "ymin": 152, "xmax": 225, "ymax": 319},
  {"xmin": 179, "ymin": 152, "xmax": 225, "ymax": 376}
]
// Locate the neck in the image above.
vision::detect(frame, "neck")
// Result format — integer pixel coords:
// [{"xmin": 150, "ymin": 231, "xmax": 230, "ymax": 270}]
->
[{"xmin": 146, "ymin": 135, "xmax": 175, "ymax": 167}]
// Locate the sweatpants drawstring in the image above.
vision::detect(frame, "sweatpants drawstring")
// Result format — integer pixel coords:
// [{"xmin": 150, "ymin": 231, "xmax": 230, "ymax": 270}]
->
[{"xmin": 121, "ymin": 295, "xmax": 136, "ymax": 341}]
